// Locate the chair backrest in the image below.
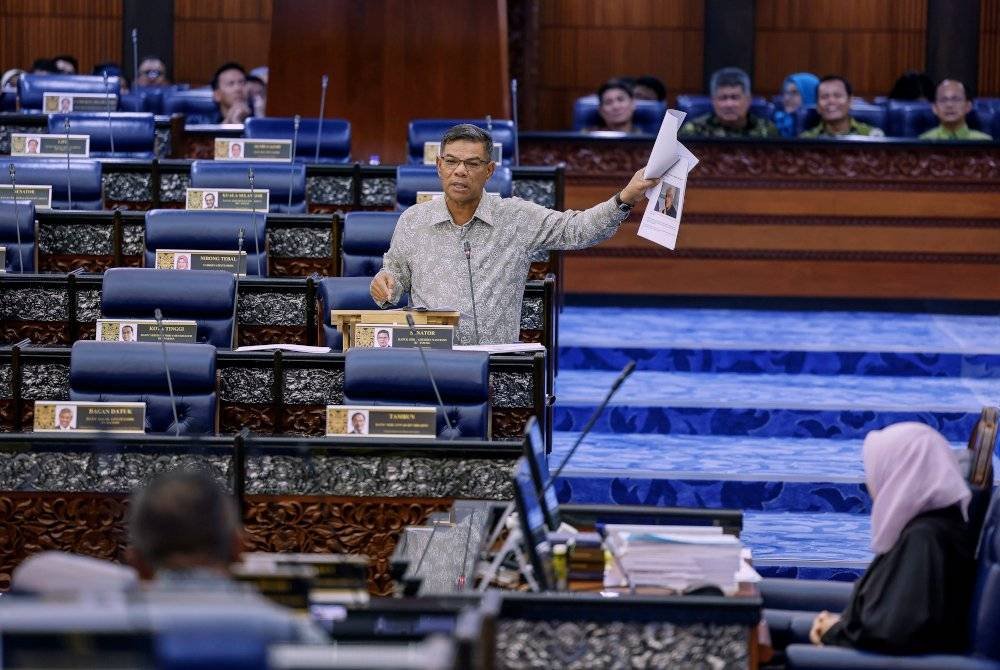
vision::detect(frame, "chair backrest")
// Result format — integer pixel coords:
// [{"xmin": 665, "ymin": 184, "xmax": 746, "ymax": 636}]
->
[
  {"xmin": 886, "ymin": 101, "xmax": 938, "ymax": 137},
  {"xmin": 0, "ymin": 200, "xmax": 36, "ymax": 272},
  {"xmin": 673, "ymin": 94, "xmax": 773, "ymax": 125},
  {"xmin": 343, "ymin": 348, "xmax": 490, "ymax": 439},
  {"xmin": 571, "ymin": 95, "xmax": 666, "ymax": 133},
  {"xmin": 341, "ymin": 211, "xmax": 400, "ymax": 277},
  {"xmin": 1, "ymin": 90, "xmax": 18, "ymax": 112},
  {"xmin": 244, "ymin": 117, "xmax": 352, "ymax": 164},
  {"xmin": 316, "ymin": 276, "xmax": 381, "ymax": 349},
  {"xmin": 406, "ymin": 119, "xmax": 516, "ymax": 165},
  {"xmin": 190, "ymin": 160, "xmax": 306, "ymax": 214},
  {"xmin": 522, "ymin": 416, "xmax": 562, "ymax": 532},
  {"xmin": 144, "ymin": 209, "xmax": 268, "ymax": 276},
  {"xmin": 101, "ymin": 268, "xmax": 237, "ymax": 348},
  {"xmin": 512, "ymin": 457, "xmax": 554, "ymax": 591},
  {"xmin": 17, "ymin": 74, "xmax": 122, "ymax": 110},
  {"xmin": 802, "ymin": 102, "xmax": 889, "ymax": 134},
  {"xmin": 395, "ymin": 165, "xmax": 512, "ymax": 210},
  {"xmin": 47, "ymin": 112, "xmax": 156, "ymax": 158},
  {"xmin": 5, "ymin": 157, "xmax": 102, "ymax": 210},
  {"xmin": 969, "ymin": 487, "xmax": 1000, "ymax": 660},
  {"xmin": 162, "ymin": 88, "xmax": 219, "ymax": 124},
  {"xmin": 69, "ymin": 340, "xmax": 217, "ymax": 434}
]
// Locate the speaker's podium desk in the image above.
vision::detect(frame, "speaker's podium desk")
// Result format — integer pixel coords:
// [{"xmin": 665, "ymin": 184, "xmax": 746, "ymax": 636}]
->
[{"xmin": 330, "ymin": 309, "xmax": 461, "ymax": 350}]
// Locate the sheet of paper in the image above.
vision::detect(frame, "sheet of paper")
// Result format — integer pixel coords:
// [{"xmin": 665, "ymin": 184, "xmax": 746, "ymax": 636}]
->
[
  {"xmin": 637, "ymin": 109, "xmax": 698, "ymax": 250},
  {"xmin": 643, "ymin": 109, "xmax": 686, "ymax": 179}
]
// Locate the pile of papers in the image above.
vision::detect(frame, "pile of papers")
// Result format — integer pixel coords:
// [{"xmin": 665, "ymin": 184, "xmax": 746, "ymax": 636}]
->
[
  {"xmin": 637, "ymin": 110, "xmax": 699, "ymax": 250},
  {"xmin": 603, "ymin": 524, "xmax": 743, "ymax": 594}
]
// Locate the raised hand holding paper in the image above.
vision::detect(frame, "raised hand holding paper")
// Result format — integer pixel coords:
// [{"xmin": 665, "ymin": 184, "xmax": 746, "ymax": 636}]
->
[{"xmin": 637, "ymin": 109, "xmax": 699, "ymax": 250}]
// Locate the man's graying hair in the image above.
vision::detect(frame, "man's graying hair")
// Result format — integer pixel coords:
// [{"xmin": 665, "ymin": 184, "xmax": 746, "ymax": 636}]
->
[
  {"xmin": 441, "ymin": 124, "xmax": 494, "ymax": 161},
  {"xmin": 710, "ymin": 67, "xmax": 752, "ymax": 96}
]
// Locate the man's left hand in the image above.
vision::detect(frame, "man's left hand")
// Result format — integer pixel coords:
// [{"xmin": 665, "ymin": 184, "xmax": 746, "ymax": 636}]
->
[
  {"xmin": 619, "ymin": 168, "xmax": 662, "ymax": 206},
  {"xmin": 809, "ymin": 611, "xmax": 841, "ymax": 645}
]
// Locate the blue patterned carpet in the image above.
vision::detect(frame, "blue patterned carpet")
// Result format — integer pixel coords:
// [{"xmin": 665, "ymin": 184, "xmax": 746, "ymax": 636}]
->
[{"xmin": 553, "ymin": 304, "xmax": 1000, "ymax": 580}]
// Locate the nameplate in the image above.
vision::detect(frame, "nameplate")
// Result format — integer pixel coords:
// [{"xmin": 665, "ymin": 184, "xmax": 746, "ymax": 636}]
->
[
  {"xmin": 352, "ymin": 323, "xmax": 454, "ymax": 349},
  {"xmin": 43, "ymin": 92, "xmax": 117, "ymax": 113},
  {"xmin": 232, "ymin": 566, "xmax": 313, "ymax": 611},
  {"xmin": 33, "ymin": 400, "xmax": 146, "ymax": 433},
  {"xmin": 96, "ymin": 319, "xmax": 198, "ymax": 343},
  {"xmin": 416, "ymin": 190, "xmax": 499, "ymax": 205},
  {"xmin": 155, "ymin": 249, "xmax": 247, "ymax": 275},
  {"xmin": 186, "ymin": 187, "xmax": 269, "ymax": 212},
  {"xmin": 326, "ymin": 405, "xmax": 437, "ymax": 438},
  {"xmin": 0, "ymin": 247, "xmax": 4, "ymax": 271},
  {"xmin": 423, "ymin": 141, "xmax": 502, "ymax": 164},
  {"xmin": 11, "ymin": 133, "xmax": 90, "ymax": 157},
  {"xmin": 0, "ymin": 184, "xmax": 52, "ymax": 209},
  {"xmin": 214, "ymin": 138, "xmax": 292, "ymax": 162}
]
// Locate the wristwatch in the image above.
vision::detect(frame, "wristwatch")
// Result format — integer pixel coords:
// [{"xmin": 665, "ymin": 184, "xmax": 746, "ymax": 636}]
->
[{"xmin": 614, "ymin": 192, "xmax": 633, "ymax": 214}]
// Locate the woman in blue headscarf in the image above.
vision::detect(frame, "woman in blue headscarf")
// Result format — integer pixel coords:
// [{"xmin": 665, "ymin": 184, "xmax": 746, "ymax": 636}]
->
[{"xmin": 775, "ymin": 72, "xmax": 819, "ymax": 137}]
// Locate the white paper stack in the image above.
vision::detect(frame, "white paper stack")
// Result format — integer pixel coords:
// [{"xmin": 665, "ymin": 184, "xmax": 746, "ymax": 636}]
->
[{"xmin": 603, "ymin": 524, "xmax": 743, "ymax": 594}]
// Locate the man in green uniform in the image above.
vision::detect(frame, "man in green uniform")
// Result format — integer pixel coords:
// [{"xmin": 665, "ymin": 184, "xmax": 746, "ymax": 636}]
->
[
  {"xmin": 919, "ymin": 79, "xmax": 993, "ymax": 141},
  {"xmin": 679, "ymin": 67, "xmax": 779, "ymax": 139},
  {"xmin": 801, "ymin": 76, "xmax": 885, "ymax": 138}
]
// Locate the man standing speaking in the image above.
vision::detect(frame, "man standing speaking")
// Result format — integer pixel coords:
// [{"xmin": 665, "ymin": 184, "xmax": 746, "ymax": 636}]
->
[{"xmin": 371, "ymin": 124, "xmax": 658, "ymax": 344}]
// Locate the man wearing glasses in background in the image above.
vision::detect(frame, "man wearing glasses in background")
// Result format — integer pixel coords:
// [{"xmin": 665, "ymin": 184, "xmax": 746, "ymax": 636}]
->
[
  {"xmin": 919, "ymin": 80, "xmax": 993, "ymax": 141},
  {"xmin": 370, "ymin": 124, "xmax": 659, "ymax": 344},
  {"xmin": 135, "ymin": 56, "xmax": 171, "ymax": 87}
]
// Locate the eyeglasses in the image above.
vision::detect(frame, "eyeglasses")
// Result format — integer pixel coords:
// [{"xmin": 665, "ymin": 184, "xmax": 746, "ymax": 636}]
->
[
  {"xmin": 139, "ymin": 69, "xmax": 162, "ymax": 78},
  {"xmin": 935, "ymin": 96, "xmax": 966, "ymax": 104},
  {"xmin": 439, "ymin": 155, "xmax": 490, "ymax": 172}
]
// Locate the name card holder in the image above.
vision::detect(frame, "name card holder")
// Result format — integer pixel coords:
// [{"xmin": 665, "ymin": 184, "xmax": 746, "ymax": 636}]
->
[
  {"xmin": 214, "ymin": 138, "xmax": 292, "ymax": 162},
  {"xmin": 11, "ymin": 133, "xmax": 90, "ymax": 157},
  {"xmin": 0, "ymin": 184, "xmax": 53, "ymax": 209},
  {"xmin": 353, "ymin": 323, "xmax": 454, "ymax": 349},
  {"xmin": 423, "ymin": 141, "xmax": 502, "ymax": 164},
  {"xmin": 329, "ymin": 309, "xmax": 460, "ymax": 351},
  {"xmin": 154, "ymin": 249, "xmax": 248, "ymax": 275},
  {"xmin": 186, "ymin": 187, "xmax": 269, "ymax": 212},
  {"xmin": 33, "ymin": 400, "xmax": 146, "ymax": 433},
  {"xmin": 96, "ymin": 319, "xmax": 198, "ymax": 343},
  {"xmin": 326, "ymin": 405, "xmax": 437, "ymax": 438},
  {"xmin": 43, "ymin": 92, "xmax": 117, "ymax": 113}
]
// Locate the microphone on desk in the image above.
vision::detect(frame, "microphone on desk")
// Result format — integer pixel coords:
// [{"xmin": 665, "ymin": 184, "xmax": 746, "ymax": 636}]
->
[
  {"xmin": 315, "ymin": 75, "xmax": 329, "ymax": 163},
  {"xmin": 230, "ymin": 227, "xmax": 245, "ymax": 348},
  {"xmin": 462, "ymin": 240, "xmax": 480, "ymax": 345},
  {"xmin": 102, "ymin": 72, "xmax": 116, "ymax": 155},
  {"xmin": 510, "ymin": 79, "xmax": 520, "ymax": 166},
  {"xmin": 247, "ymin": 167, "xmax": 261, "ymax": 275},
  {"xmin": 154, "ymin": 308, "xmax": 181, "ymax": 437},
  {"xmin": 63, "ymin": 117, "xmax": 72, "ymax": 209},
  {"xmin": 288, "ymin": 114, "xmax": 301, "ymax": 208},
  {"xmin": 130, "ymin": 29, "xmax": 139, "ymax": 85},
  {"xmin": 8, "ymin": 164, "xmax": 24, "ymax": 273},
  {"xmin": 405, "ymin": 312, "xmax": 457, "ymax": 439}
]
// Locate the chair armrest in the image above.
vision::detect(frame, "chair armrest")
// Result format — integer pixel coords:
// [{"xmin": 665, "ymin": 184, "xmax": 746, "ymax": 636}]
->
[
  {"xmin": 559, "ymin": 503, "xmax": 743, "ymax": 535},
  {"xmin": 787, "ymin": 644, "xmax": 1000, "ymax": 670},
  {"xmin": 760, "ymin": 578, "xmax": 854, "ymax": 612}
]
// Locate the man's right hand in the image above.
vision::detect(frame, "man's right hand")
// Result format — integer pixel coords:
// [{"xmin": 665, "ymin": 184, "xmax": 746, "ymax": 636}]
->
[{"xmin": 370, "ymin": 270, "xmax": 395, "ymax": 304}]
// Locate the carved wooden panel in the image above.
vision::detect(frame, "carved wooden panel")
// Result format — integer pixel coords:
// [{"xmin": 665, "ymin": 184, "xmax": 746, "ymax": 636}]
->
[
  {"xmin": 0, "ymin": 399, "xmax": 15, "ymax": 432},
  {"xmin": 283, "ymin": 405, "xmax": 327, "ymax": 437},
  {"xmin": 2, "ymin": 322, "xmax": 70, "ymax": 346},
  {"xmin": 220, "ymin": 403, "xmax": 276, "ymax": 434},
  {"xmin": 493, "ymin": 408, "xmax": 533, "ymax": 440},
  {"xmin": 238, "ymin": 326, "xmax": 308, "ymax": 347},
  {"xmin": 39, "ymin": 255, "xmax": 115, "ymax": 273},
  {"xmin": 270, "ymin": 258, "xmax": 334, "ymax": 277},
  {"xmin": 519, "ymin": 329, "xmax": 542, "ymax": 344}
]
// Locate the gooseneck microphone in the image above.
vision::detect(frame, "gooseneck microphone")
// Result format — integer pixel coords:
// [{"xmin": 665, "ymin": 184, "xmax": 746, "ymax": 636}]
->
[
  {"xmin": 405, "ymin": 312, "xmax": 456, "ymax": 439},
  {"xmin": 154, "ymin": 308, "xmax": 181, "ymax": 437},
  {"xmin": 102, "ymin": 72, "xmax": 115, "ymax": 155},
  {"xmin": 130, "ymin": 29, "xmax": 139, "ymax": 85},
  {"xmin": 63, "ymin": 118, "xmax": 72, "ymax": 209},
  {"xmin": 543, "ymin": 360, "xmax": 636, "ymax": 494},
  {"xmin": 247, "ymin": 167, "xmax": 261, "ymax": 275},
  {"xmin": 315, "ymin": 75, "xmax": 328, "ymax": 163},
  {"xmin": 8, "ymin": 164, "xmax": 24, "ymax": 273},
  {"xmin": 230, "ymin": 227, "xmax": 245, "ymax": 348},
  {"xmin": 511, "ymin": 79, "xmax": 520, "ymax": 166},
  {"xmin": 462, "ymin": 240, "xmax": 480, "ymax": 345},
  {"xmin": 288, "ymin": 114, "xmax": 301, "ymax": 208}
]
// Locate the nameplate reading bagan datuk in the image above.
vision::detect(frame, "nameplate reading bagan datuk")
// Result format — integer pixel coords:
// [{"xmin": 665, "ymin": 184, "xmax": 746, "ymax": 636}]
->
[
  {"xmin": 0, "ymin": 184, "xmax": 52, "ymax": 209},
  {"xmin": 326, "ymin": 405, "xmax": 437, "ymax": 438},
  {"xmin": 352, "ymin": 323, "xmax": 454, "ymax": 350},
  {"xmin": 96, "ymin": 319, "xmax": 198, "ymax": 343},
  {"xmin": 423, "ymin": 141, "xmax": 502, "ymax": 165},
  {"xmin": 11, "ymin": 133, "xmax": 90, "ymax": 157},
  {"xmin": 155, "ymin": 249, "xmax": 248, "ymax": 275},
  {"xmin": 214, "ymin": 138, "xmax": 292, "ymax": 162},
  {"xmin": 43, "ymin": 92, "xmax": 117, "ymax": 113},
  {"xmin": 185, "ymin": 187, "xmax": 269, "ymax": 212},
  {"xmin": 33, "ymin": 400, "xmax": 146, "ymax": 433}
]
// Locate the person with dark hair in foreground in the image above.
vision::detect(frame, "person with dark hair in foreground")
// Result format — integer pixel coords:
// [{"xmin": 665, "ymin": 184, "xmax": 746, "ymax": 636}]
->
[
  {"xmin": 211, "ymin": 61, "xmax": 251, "ymax": 124},
  {"xmin": 801, "ymin": 76, "xmax": 884, "ymax": 137},
  {"xmin": 586, "ymin": 78, "xmax": 639, "ymax": 134},
  {"xmin": 680, "ymin": 67, "xmax": 778, "ymax": 138}
]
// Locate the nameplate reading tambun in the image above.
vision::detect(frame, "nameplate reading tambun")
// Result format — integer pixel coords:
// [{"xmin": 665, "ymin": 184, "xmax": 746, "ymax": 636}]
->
[
  {"xmin": 352, "ymin": 323, "xmax": 454, "ymax": 350},
  {"xmin": 0, "ymin": 185, "xmax": 53, "ymax": 209},
  {"xmin": 96, "ymin": 319, "xmax": 198, "ymax": 343},
  {"xmin": 33, "ymin": 400, "xmax": 146, "ymax": 433},
  {"xmin": 11, "ymin": 133, "xmax": 90, "ymax": 157},
  {"xmin": 214, "ymin": 138, "xmax": 293, "ymax": 162},
  {"xmin": 43, "ymin": 92, "xmax": 117, "ymax": 113},
  {"xmin": 423, "ymin": 141, "xmax": 502, "ymax": 164},
  {"xmin": 186, "ymin": 187, "xmax": 269, "ymax": 212},
  {"xmin": 155, "ymin": 249, "xmax": 248, "ymax": 275},
  {"xmin": 326, "ymin": 405, "xmax": 437, "ymax": 438}
]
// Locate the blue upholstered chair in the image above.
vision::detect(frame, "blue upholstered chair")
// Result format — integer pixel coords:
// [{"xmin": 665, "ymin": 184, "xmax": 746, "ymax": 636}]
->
[
  {"xmin": 571, "ymin": 95, "xmax": 666, "ymax": 133},
  {"xmin": 6, "ymin": 157, "xmax": 102, "ymax": 210},
  {"xmin": 47, "ymin": 113, "xmax": 156, "ymax": 158},
  {"xmin": 674, "ymin": 94, "xmax": 774, "ymax": 126},
  {"xmin": 101, "ymin": 268, "xmax": 237, "ymax": 348},
  {"xmin": 395, "ymin": 165, "xmax": 512, "ymax": 210},
  {"xmin": 343, "ymin": 348, "xmax": 491, "ymax": 439},
  {"xmin": 162, "ymin": 88, "xmax": 219, "ymax": 124},
  {"xmin": 341, "ymin": 212, "xmax": 400, "ymax": 277},
  {"xmin": 189, "ymin": 160, "xmax": 306, "ymax": 214},
  {"xmin": 244, "ymin": 117, "xmax": 351, "ymax": 163},
  {"xmin": 316, "ymin": 276, "xmax": 380, "ymax": 350},
  {"xmin": 801, "ymin": 103, "xmax": 889, "ymax": 136},
  {"xmin": 0, "ymin": 91, "xmax": 17, "ymax": 112},
  {"xmin": 406, "ymin": 119, "xmax": 516, "ymax": 165},
  {"xmin": 886, "ymin": 101, "xmax": 938, "ymax": 137},
  {"xmin": 0, "ymin": 200, "xmax": 36, "ymax": 273},
  {"xmin": 69, "ymin": 340, "xmax": 217, "ymax": 435},
  {"xmin": 17, "ymin": 74, "xmax": 122, "ymax": 110},
  {"xmin": 144, "ymin": 209, "xmax": 268, "ymax": 277}
]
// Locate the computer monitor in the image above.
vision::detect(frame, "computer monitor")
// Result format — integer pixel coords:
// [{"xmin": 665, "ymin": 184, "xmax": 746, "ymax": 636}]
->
[
  {"xmin": 521, "ymin": 416, "xmax": 562, "ymax": 532},
  {"xmin": 511, "ymin": 457, "xmax": 554, "ymax": 591}
]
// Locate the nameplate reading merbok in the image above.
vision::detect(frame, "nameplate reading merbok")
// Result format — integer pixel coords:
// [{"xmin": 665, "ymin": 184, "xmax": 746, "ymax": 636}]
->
[
  {"xmin": 0, "ymin": 184, "xmax": 52, "ymax": 209},
  {"xmin": 214, "ymin": 138, "xmax": 292, "ymax": 162},
  {"xmin": 326, "ymin": 405, "xmax": 437, "ymax": 438},
  {"xmin": 11, "ymin": 133, "xmax": 90, "ymax": 157},
  {"xmin": 155, "ymin": 249, "xmax": 247, "ymax": 275},
  {"xmin": 33, "ymin": 400, "xmax": 145, "ymax": 433},
  {"xmin": 96, "ymin": 319, "xmax": 198, "ymax": 343},
  {"xmin": 186, "ymin": 187, "xmax": 269, "ymax": 212},
  {"xmin": 352, "ymin": 323, "xmax": 454, "ymax": 350},
  {"xmin": 43, "ymin": 92, "xmax": 117, "ymax": 113},
  {"xmin": 423, "ymin": 141, "xmax": 502, "ymax": 165}
]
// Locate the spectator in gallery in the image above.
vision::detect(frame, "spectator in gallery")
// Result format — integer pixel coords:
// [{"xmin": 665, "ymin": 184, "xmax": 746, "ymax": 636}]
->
[
  {"xmin": 586, "ymin": 79, "xmax": 639, "ymax": 134},
  {"xmin": 52, "ymin": 54, "xmax": 78, "ymax": 75},
  {"xmin": 888, "ymin": 70, "xmax": 935, "ymax": 102},
  {"xmin": 211, "ymin": 61, "xmax": 251, "ymax": 124},
  {"xmin": 800, "ymin": 76, "xmax": 884, "ymax": 138},
  {"xmin": 773, "ymin": 72, "xmax": 818, "ymax": 137},
  {"xmin": 632, "ymin": 75, "xmax": 666, "ymax": 102},
  {"xmin": 31, "ymin": 58, "xmax": 59, "ymax": 75},
  {"xmin": 246, "ymin": 74, "xmax": 267, "ymax": 118},
  {"xmin": 136, "ymin": 56, "xmax": 171, "ymax": 87},
  {"xmin": 2, "ymin": 68, "xmax": 25, "ymax": 91},
  {"xmin": 679, "ymin": 67, "xmax": 779, "ymax": 138},
  {"xmin": 920, "ymin": 79, "xmax": 993, "ymax": 141}
]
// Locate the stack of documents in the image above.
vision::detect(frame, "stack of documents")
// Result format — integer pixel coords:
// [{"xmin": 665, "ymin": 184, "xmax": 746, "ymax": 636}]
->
[{"xmin": 603, "ymin": 525, "xmax": 743, "ymax": 594}]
